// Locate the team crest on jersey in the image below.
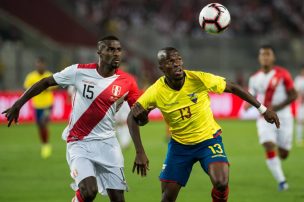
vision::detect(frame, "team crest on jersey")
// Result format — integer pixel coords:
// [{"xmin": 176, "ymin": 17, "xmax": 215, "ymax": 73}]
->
[
  {"xmin": 188, "ymin": 93, "xmax": 198, "ymax": 103},
  {"xmin": 112, "ymin": 85, "xmax": 122, "ymax": 96}
]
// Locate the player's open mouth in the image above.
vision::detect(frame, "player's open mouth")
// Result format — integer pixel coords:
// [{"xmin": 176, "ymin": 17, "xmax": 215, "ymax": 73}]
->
[{"xmin": 174, "ymin": 69, "xmax": 183, "ymax": 76}]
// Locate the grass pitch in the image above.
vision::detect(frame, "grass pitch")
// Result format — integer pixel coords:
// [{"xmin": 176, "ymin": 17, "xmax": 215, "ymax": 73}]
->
[{"xmin": 0, "ymin": 120, "xmax": 304, "ymax": 202}]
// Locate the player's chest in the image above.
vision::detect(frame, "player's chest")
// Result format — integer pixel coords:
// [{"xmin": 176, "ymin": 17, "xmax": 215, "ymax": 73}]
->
[
  {"xmin": 157, "ymin": 89, "xmax": 206, "ymax": 112},
  {"xmin": 75, "ymin": 76, "xmax": 130, "ymax": 102},
  {"xmin": 254, "ymin": 72, "xmax": 284, "ymax": 93}
]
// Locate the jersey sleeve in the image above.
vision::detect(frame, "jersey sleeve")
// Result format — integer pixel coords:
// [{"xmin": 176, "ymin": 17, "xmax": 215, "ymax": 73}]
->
[
  {"xmin": 197, "ymin": 72, "xmax": 226, "ymax": 94},
  {"xmin": 53, "ymin": 64, "xmax": 77, "ymax": 88},
  {"xmin": 248, "ymin": 77, "xmax": 256, "ymax": 96},
  {"xmin": 282, "ymin": 69, "xmax": 294, "ymax": 91},
  {"xmin": 23, "ymin": 73, "xmax": 33, "ymax": 89},
  {"xmin": 137, "ymin": 85, "xmax": 157, "ymax": 110},
  {"xmin": 126, "ymin": 77, "xmax": 141, "ymax": 107}
]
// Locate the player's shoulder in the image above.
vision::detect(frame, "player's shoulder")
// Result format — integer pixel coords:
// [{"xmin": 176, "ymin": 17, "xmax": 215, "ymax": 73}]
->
[
  {"xmin": 77, "ymin": 63, "xmax": 98, "ymax": 69},
  {"xmin": 273, "ymin": 65, "xmax": 291, "ymax": 74},
  {"xmin": 25, "ymin": 70, "xmax": 39, "ymax": 79},
  {"xmin": 249, "ymin": 69, "xmax": 263, "ymax": 79},
  {"xmin": 115, "ymin": 69, "xmax": 136, "ymax": 81},
  {"xmin": 184, "ymin": 69, "xmax": 206, "ymax": 79}
]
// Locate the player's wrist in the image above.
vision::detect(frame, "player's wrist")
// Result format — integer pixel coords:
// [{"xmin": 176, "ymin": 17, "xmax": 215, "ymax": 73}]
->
[{"xmin": 257, "ymin": 104, "xmax": 267, "ymax": 114}]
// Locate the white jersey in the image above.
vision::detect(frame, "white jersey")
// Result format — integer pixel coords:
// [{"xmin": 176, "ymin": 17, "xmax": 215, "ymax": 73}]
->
[
  {"xmin": 53, "ymin": 63, "xmax": 140, "ymax": 142},
  {"xmin": 115, "ymin": 101, "xmax": 130, "ymax": 123},
  {"xmin": 295, "ymin": 75, "xmax": 304, "ymax": 103},
  {"xmin": 248, "ymin": 66, "xmax": 294, "ymax": 118}
]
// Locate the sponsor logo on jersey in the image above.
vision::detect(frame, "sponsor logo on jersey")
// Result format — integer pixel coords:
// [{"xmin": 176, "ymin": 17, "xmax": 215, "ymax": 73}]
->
[
  {"xmin": 188, "ymin": 93, "xmax": 198, "ymax": 103},
  {"xmin": 164, "ymin": 101, "xmax": 179, "ymax": 106},
  {"xmin": 82, "ymin": 80, "xmax": 96, "ymax": 85}
]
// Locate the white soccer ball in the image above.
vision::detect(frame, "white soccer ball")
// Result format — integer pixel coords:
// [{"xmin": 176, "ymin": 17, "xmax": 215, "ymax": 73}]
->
[{"xmin": 199, "ymin": 3, "xmax": 231, "ymax": 34}]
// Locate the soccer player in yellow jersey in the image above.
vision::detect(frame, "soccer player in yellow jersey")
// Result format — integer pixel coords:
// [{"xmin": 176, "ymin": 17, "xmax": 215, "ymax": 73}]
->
[
  {"xmin": 24, "ymin": 57, "xmax": 54, "ymax": 159},
  {"xmin": 127, "ymin": 47, "xmax": 280, "ymax": 202}
]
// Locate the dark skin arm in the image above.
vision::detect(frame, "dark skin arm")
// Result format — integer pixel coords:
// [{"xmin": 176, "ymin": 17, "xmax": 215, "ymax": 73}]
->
[
  {"xmin": 2, "ymin": 76, "xmax": 58, "ymax": 126},
  {"xmin": 224, "ymin": 80, "xmax": 280, "ymax": 128},
  {"xmin": 270, "ymin": 88, "xmax": 297, "ymax": 111},
  {"xmin": 127, "ymin": 103, "xmax": 150, "ymax": 176}
]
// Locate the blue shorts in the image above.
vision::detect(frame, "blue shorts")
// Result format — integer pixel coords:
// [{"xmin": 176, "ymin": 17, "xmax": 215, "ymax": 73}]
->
[
  {"xmin": 34, "ymin": 107, "xmax": 52, "ymax": 124},
  {"xmin": 159, "ymin": 131, "xmax": 229, "ymax": 186}
]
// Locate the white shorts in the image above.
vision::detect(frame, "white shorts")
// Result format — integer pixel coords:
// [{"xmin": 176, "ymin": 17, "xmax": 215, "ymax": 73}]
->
[
  {"xmin": 257, "ymin": 117, "xmax": 293, "ymax": 150},
  {"xmin": 66, "ymin": 137, "xmax": 127, "ymax": 195}
]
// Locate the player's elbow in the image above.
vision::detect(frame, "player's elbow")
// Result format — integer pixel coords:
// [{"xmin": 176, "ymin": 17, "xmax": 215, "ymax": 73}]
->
[
  {"xmin": 292, "ymin": 90, "xmax": 298, "ymax": 102},
  {"xmin": 127, "ymin": 112, "xmax": 148, "ymax": 126},
  {"xmin": 41, "ymin": 76, "xmax": 57, "ymax": 88},
  {"xmin": 224, "ymin": 80, "xmax": 239, "ymax": 94}
]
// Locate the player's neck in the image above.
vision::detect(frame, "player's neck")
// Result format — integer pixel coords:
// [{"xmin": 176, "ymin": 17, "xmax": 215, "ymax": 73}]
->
[
  {"xmin": 165, "ymin": 76, "xmax": 185, "ymax": 91},
  {"xmin": 37, "ymin": 70, "xmax": 45, "ymax": 75},
  {"xmin": 97, "ymin": 63, "xmax": 116, "ymax": 77},
  {"xmin": 261, "ymin": 65, "xmax": 273, "ymax": 73}
]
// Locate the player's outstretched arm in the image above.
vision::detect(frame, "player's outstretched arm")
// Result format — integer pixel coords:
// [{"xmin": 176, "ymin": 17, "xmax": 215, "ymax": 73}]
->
[
  {"xmin": 2, "ymin": 76, "xmax": 58, "ymax": 127},
  {"xmin": 224, "ymin": 80, "xmax": 280, "ymax": 128},
  {"xmin": 127, "ymin": 102, "xmax": 149, "ymax": 177}
]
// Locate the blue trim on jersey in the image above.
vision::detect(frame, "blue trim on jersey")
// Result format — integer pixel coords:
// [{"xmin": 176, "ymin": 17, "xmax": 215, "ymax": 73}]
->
[{"xmin": 159, "ymin": 132, "xmax": 228, "ymax": 186}]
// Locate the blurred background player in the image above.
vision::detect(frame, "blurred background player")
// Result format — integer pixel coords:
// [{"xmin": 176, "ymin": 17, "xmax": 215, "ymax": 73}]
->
[
  {"xmin": 294, "ymin": 67, "xmax": 304, "ymax": 146},
  {"xmin": 24, "ymin": 56, "xmax": 54, "ymax": 159},
  {"xmin": 245, "ymin": 45, "xmax": 297, "ymax": 191}
]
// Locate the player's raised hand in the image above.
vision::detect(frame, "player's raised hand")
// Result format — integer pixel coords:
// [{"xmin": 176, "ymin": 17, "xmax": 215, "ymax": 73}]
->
[
  {"xmin": 1, "ymin": 104, "xmax": 21, "ymax": 127},
  {"xmin": 262, "ymin": 109, "xmax": 280, "ymax": 128},
  {"xmin": 132, "ymin": 152, "xmax": 149, "ymax": 177}
]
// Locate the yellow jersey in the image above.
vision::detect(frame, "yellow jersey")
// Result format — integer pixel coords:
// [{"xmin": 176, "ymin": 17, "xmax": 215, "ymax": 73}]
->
[
  {"xmin": 24, "ymin": 70, "xmax": 54, "ymax": 109},
  {"xmin": 137, "ymin": 70, "xmax": 226, "ymax": 145}
]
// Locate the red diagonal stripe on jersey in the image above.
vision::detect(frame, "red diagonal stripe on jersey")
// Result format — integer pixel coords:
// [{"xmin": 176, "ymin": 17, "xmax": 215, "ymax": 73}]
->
[
  {"xmin": 264, "ymin": 70, "xmax": 281, "ymax": 107},
  {"xmin": 67, "ymin": 78, "xmax": 119, "ymax": 142}
]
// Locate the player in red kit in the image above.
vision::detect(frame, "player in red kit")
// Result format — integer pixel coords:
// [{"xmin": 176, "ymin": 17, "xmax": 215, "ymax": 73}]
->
[{"xmin": 244, "ymin": 45, "xmax": 297, "ymax": 191}]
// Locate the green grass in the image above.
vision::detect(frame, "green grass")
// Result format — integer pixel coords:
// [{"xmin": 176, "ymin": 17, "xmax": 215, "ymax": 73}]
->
[{"xmin": 0, "ymin": 120, "xmax": 304, "ymax": 202}]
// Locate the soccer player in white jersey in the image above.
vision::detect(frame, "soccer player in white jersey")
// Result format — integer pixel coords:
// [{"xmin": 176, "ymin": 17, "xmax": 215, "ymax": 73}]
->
[
  {"xmin": 294, "ymin": 67, "xmax": 304, "ymax": 146},
  {"xmin": 2, "ymin": 36, "xmax": 141, "ymax": 202},
  {"xmin": 245, "ymin": 45, "xmax": 297, "ymax": 191}
]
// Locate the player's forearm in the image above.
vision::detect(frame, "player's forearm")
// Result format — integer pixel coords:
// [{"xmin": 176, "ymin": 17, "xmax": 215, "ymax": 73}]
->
[
  {"xmin": 225, "ymin": 81, "xmax": 261, "ymax": 108},
  {"xmin": 127, "ymin": 112, "xmax": 146, "ymax": 154},
  {"xmin": 272, "ymin": 90, "xmax": 297, "ymax": 111},
  {"xmin": 16, "ymin": 77, "xmax": 57, "ymax": 108}
]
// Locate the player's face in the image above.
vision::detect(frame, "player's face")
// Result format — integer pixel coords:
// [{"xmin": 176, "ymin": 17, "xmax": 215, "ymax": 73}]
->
[
  {"xmin": 259, "ymin": 48, "xmax": 275, "ymax": 67},
  {"xmin": 160, "ymin": 51, "xmax": 184, "ymax": 81},
  {"xmin": 35, "ymin": 60, "xmax": 46, "ymax": 73},
  {"xmin": 100, "ymin": 40, "xmax": 122, "ymax": 68}
]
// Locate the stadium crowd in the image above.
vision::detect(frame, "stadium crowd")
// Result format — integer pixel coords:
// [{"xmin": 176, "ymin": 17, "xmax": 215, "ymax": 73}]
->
[{"xmin": 70, "ymin": 0, "xmax": 304, "ymax": 39}]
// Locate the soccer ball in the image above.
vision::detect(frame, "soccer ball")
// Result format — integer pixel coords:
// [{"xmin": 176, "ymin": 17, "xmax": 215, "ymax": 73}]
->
[{"xmin": 199, "ymin": 3, "xmax": 231, "ymax": 34}]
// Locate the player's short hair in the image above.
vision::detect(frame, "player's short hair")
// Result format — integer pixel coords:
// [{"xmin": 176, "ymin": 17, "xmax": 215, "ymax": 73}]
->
[
  {"xmin": 260, "ymin": 44, "xmax": 275, "ymax": 54},
  {"xmin": 97, "ymin": 35, "xmax": 120, "ymax": 51},
  {"xmin": 157, "ymin": 47, "xmax": 178, "ymax": 63}
]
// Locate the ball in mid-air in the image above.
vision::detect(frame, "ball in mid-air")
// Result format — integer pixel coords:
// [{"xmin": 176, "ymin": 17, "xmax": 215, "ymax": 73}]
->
[{"xmin": 199, "ymin": 3, "xmax": 231, "ymax": 34}]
